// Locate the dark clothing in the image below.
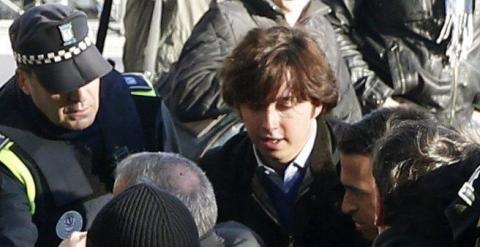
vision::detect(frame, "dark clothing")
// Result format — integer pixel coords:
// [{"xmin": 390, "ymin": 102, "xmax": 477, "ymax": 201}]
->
[
  {"xmin": 201, "ymin": 231, "xmax": 225, "ymax": 247},
  {"xmin": 163, "ymin": 0, "xmax": 362, "ymax": 160},
  {"xmin": 372, "ymin": 227, "xmax": 451, "ymax": 247},
  {"xmin": 201, "ymin": 222, "xmax": 265, "ymax": 247},
  {"xmin": 200, "ymin": 118, "xmax": 363, "ymax": 247},
  {"xmin": 0, "ymin": 70, "xmax": 178, "ymax": 247},
  {"xmin": 324, "ymin": 0, "xmax": 480, "ymax": 124},
  {"xmin": 213, "ymin": 221, "xmax": 265, "ymax": 247}
]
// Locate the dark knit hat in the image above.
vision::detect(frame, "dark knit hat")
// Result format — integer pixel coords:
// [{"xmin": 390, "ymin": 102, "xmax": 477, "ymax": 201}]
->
[
  {"xmin": 87, "ymin": 183, "xmax": 200, "ymax": 247},
  {"xmin": 9, "ymin": 3, "xmax": 111, "ymax": 93}
]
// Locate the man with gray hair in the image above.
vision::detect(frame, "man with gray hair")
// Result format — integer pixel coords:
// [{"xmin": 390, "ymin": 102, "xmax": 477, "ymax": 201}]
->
[{"xmin": 113, "ymin": 152, "xmax": 264, "ymax": 247}]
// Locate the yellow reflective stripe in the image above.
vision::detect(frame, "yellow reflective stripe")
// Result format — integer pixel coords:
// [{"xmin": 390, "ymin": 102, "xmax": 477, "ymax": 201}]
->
[
  {"xmin": 131, "ymin": 90, "xmax": 157, "ymax": 97},
  {"xmin": 0, "ymin": 142, "xmax": 36, "ymax": 214}
]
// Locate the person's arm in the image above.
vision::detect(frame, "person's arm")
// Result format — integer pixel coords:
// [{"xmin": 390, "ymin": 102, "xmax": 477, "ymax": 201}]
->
[
  {"xmin": 0, "ymin": 165, "xmax": 37, "ymax": 247},
  {"xmin": 156, "ymin": 100, "xmax": 181, "ymax": 153},
  {"xmin": 314, "ymin": 13, "xmax": 362, "ymax": 123},
  {"xmin": 165, "ymin": 5, "xmax": 235, "ymax": 121},
  {"xmin": 323, "ymin": 0, "xmax": 394, "ymax": 111}
]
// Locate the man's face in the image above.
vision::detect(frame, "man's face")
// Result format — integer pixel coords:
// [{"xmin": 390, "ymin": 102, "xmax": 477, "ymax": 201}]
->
[
  {"xmin": 239, "ymin": 83, "xmax": 322, "ymax": 169},
  {"xmin": 340, "ymin": 153, "xmax": 378, "ymax": 240},
  {"xmin": 18, "ymin": 70, "xmax": 100, "ymax": 130}
]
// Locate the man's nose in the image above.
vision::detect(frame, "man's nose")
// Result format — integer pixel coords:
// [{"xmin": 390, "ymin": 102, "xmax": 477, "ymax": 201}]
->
[
  {"xmin": 67, "ymin": 87, "xmax": 87, "ymax": 102},
  {"xmin": 261, "ymin": 106, "xmax": 280, "ymax": 131},
  {"xmin": 341, "ymin": 193, "xmax": 357, "ymax": 215}
]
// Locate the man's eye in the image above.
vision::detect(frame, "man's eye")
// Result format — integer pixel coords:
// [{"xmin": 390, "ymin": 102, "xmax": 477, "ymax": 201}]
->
[{"xmin": 277, "ymin": 99, "xmax": 294, "ymax": 110}]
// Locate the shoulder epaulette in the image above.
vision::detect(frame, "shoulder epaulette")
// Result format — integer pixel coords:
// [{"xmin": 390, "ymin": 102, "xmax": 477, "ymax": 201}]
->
[{"xmin": 122, "ymin": 72, "xmax": 158, "ymax": 97}]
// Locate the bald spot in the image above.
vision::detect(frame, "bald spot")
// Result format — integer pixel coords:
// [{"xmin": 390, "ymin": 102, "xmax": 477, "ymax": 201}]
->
[{"xmin": 166, "ymin": 165, "xmax": 202, "ymax": 194}]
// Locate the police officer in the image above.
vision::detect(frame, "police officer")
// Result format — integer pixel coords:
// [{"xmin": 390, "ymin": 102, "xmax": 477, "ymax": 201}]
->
[{"xmin": 0, "ymin": 4, "xmax": 179, "ymax": 246}]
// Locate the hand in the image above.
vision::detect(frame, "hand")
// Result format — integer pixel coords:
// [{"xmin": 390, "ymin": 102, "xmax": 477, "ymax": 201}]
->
[
  {"xmin": 58, "ymin": 231, "xmax": 87, "ymax": 247},
  {"xmin": 381, "ymin": 97, "xmax": 401, "ymax": 108}
]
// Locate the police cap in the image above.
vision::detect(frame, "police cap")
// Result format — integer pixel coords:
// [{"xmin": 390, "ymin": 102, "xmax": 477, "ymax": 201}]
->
[{"xmin": 9, "ymin": 4, "xmax": 112, "ymax": 93}]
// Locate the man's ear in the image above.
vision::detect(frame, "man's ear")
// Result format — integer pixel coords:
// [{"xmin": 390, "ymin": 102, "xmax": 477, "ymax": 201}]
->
[
  {"xmin": 312, "ymin": 103, "xmax": 323, "ymax": 118},
  {"xmin": 16, "ymin": 69, "xmax": 32, "ymax": 95},
  {"xmin": 235, "ymin": 106, "xmax": 243, "ymax": 120},
  {"xmin": 374, "ymin": 183, "xmax": 387, "ymax": 232}
]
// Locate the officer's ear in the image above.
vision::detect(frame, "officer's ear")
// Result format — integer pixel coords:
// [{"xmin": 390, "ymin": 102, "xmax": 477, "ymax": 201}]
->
[{"xmin": 16, "ymin": 68, "xmax": 33, "ymax": 95}]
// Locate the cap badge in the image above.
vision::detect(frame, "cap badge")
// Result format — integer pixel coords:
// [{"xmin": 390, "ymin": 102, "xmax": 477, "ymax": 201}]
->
[
  {"xmin": 58, "ymin": 22, "xmax": 77, "ymax": 46},
  {"xmin": 56, "ymin": 210, "xmax": 83, "ymax": 240}
]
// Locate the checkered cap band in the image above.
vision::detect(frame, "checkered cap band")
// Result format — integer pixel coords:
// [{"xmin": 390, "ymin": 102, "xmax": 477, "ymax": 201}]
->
[{"xmin": 13, "ymin": 36, "xmax": 93, "ymax": 65}]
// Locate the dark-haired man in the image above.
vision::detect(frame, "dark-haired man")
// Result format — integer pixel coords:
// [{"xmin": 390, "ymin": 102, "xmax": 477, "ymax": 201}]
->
[
  {"xmin": 338, "ymin": 107, "xmax": 434, "ymax": 243},
  {"xmin": 200, "ymin": 26, "xmax": 363, "ymax": 247},
  {"xmin": 163, "ymin": 0, "xmax": 362, "ymax": 160}
]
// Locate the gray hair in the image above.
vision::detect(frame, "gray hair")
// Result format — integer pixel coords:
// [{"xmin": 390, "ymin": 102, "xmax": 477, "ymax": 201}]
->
[
  {"xmin": 454, "ymin": 122, "xmax": 480, "ymax": 146},
  {"xmin": 115, "ymin": 152, "xmax": 218, "ymax": 238}
]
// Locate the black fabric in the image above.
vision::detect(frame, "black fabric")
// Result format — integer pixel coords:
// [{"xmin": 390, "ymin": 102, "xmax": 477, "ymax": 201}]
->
[
  {"xmin": 0, "ymin": 125, "xmax": 93, "ymax": 208},
  {"xmin": 200, "ymin": 118, "xmax": 364, "ymax": 247},
  {"xmin": 87, "ymin": 184, "xmax": 200, "ymax": 247},
  {"xmin": 444, "ymin": 152, "xmax": 480, "ymax": 246},
  {"xmin": 372, "ymin": 227, "xmax": 449, "ymax": 247},
  {"xmin": 9, "ymin": 3, "xmax": 111, "ymax": 93},
  {"xmin": 324, "ymin": 0, "xmax": 480, "ymax": 123},
  {"xmin": 32, "ymin": 47, "xmax": 112, "ymax": 93}
]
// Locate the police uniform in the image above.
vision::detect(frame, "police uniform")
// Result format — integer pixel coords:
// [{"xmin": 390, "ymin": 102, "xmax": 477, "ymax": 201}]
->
[{"xmin": 0, "ymin": 4, "xmax": 179, "ymax": 246}]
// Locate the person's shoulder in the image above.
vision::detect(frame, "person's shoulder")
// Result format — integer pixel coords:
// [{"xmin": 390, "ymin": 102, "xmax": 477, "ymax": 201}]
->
[
  {"xmin": 208, "ymin": 0, "xmax": 251, "ymax": 24},
  {"xmin": 216, "ymin": 0, "xmax": 245, "ymax": 12},
  {"xmin": 215, "ymin": 221, "xmax": 265, "ymax": 247},
  {"xmin": 101, "ymin": 70, "xmax": 158, "ymax": 97},
  {"xmin": 200, "ymin": 131, "xmax": 251, "ymax": 168},
  {"xmin": 120, "ymin": 72, "xmax": 157, "ymax": 96},
  {"xmin": 0, "ymin": 77, "xmax": 25, "ymax": 127},
  {"xmin": 0, "ymin": 76, "xmax": 17, "ymax": 104}
]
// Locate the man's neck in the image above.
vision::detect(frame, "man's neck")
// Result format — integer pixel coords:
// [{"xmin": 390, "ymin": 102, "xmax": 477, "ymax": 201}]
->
[
  {"xmin": 254, "ymin": 121, "xmax": 318, "ymax": 176},
  {"xmin": 281, "ymin": 0, "xmax": 310, "ymax": 26}
]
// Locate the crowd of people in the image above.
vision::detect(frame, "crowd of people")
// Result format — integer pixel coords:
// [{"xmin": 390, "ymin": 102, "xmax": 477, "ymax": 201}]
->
[{"xmin": 0, "ymin": 0, "xmax": 480, "ymax": 246}]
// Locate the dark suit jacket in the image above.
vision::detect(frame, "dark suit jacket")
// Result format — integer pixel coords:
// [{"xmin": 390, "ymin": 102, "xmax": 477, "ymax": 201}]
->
[{"xmin": 200, "ymin": 118, "xmax": 364, "ymax": 247}]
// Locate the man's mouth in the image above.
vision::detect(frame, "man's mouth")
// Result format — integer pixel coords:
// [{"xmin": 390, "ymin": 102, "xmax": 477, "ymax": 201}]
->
[
  {"xmin": 63, "ymin": 102, "xmax": 88, "ymax": 117},
  {"xmin": 260, "ymin": 137, "xmax": 284, "ymax": 149}
]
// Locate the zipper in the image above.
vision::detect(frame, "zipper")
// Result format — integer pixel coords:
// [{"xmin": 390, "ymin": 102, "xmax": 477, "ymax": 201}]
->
[
  {"xmin": 288, "ymin": 235, "xmax": 295, "ymax": 247},
  {"xmin": 449, "ymin": 65, "xmax": 459, "ymax": 124}
]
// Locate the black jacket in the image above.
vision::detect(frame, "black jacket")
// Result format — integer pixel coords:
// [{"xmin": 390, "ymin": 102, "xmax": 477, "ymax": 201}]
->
[
  {"xmin": 0, "ymin": 70, "xmax": 178, "ymax": 247},
  {"xmin": 324, "ymin": 0, "xmax": 480, "ymax": 124},
  {"xmin": 200, "ymin": 118, "xmax": 364, "ymax": 247},
  {"xmin": 372, "ymin": 227, "xmax": 452, "ymax": 247}
]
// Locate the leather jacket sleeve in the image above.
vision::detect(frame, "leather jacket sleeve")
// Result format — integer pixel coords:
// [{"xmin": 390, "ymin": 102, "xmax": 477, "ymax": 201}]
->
[
  {"xmin": 157, "ymin": 100, "xmax": 181, "ymax": 153},
  {"xmin": 0, "ymin": 165, "xmax": 37, "ymax": 247},
  {"xmin": 166, "ymin": 6, "xmax": 235, "ymax": 121},
  {"xmin": 323, "ymin": 0, "xmax": 394, "ymax": 110}
]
